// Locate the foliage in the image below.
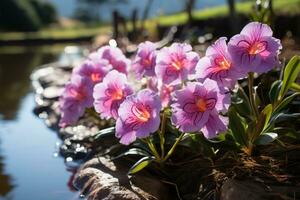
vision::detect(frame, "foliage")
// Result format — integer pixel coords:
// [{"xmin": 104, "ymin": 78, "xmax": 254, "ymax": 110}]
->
[
  {"xmin": 0, "ymin": 0, "xmax": 57, "ymax": 32},
  {"xmin": 0, "ymin": 0, "xmax": 41, "ymax": 31},
  {"xmin": 29, "ymin": 0, "xmax": 57, "ymax": 26}
]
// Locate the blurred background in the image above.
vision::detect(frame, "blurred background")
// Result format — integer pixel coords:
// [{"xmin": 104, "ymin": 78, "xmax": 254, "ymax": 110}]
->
[{"xmin": 0, "ymin": 0, "xmax": 299, "ymax": 199}]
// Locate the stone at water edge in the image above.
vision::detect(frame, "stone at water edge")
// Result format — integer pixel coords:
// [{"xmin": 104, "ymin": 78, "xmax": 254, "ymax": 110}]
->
[
  {"xmin": 73, "ymin": 157, "xmax": 173, "ymax": 200},
  {"xmin": 220, "ymin": 179, "xmax": 300, "ymax": 200}
]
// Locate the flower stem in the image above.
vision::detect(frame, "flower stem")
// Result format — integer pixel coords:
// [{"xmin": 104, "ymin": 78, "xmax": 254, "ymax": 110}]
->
[
  {"xmin": 159, "ymin": 110, "xmax": 167, "ymax": 158},
  {"xmin": 248, "ymin": 72, "xmax": 260, "ymax": 119},
  {"xmin": 162, "ymin": 132, "xmax": 185, "ymax": 162},
  {"xmin": 145, "ymin": 138, "xmax": 161, "ymax": 161}
]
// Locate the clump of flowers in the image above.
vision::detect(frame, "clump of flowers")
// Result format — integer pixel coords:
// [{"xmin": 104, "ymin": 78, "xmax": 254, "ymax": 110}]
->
[{"xmin": 59, "ymin": 22, "xmax": 300, "ymax": 174}]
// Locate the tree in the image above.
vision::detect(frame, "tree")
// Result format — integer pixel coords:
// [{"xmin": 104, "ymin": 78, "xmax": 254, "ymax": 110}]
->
[
  {"xmin": 227, "ymin": 0, "xmax": 238, "ymax": 34},
  {"xmin": 0, "ymin": 0, "xmax": 41, "ymax": 31},
  {"xmin": 29, "ymin": 0, "xmax": 57, "ymax": 25},
  {"xmin": 185, "ymin": 0, "xmax": 196, "ymax": 24},
  {"xmin": 77, "ymin": 0, "xmax": 126, "ymax": 21}
]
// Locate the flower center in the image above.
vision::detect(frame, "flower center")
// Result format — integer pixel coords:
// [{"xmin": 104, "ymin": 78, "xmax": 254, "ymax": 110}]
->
[
  {"xmin": 196, "ymin": 98, "xmax": 207, "ymax": 112},
  {"xmin": 142, "ymin": 56, "xmax": 152, "ymax": 67},
  {"xmin": 70, "ymin": 88, "xmax": 85, "ymax": 100},
  {"xmin": 112, "ymin": 89, "xmax": 124, "ymax": 100},
  {"xmin": 215, "ymin": 57, "xmax": 231, "ymax": 70},
  {"xmin": 171, "ymin": 60, "xmax": 184, "ymax": 71},
  {"xmin": 90, "ymin": 73, "xmax": 102, "ymax": 82},
  {"xmin": 248, "ymin": 41, "xmax": 267, "ymax": 55},
  {"xmin": 132, "ymin": 105, "xmax": 151, "ymax": 122}
]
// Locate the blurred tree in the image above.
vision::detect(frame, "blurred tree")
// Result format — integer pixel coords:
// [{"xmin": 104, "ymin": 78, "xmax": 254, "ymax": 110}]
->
[
  {"xmin": 227, "ymin": 0, "xmax": 238, "ymax": 34},
  {"xmin": 0, "ymin": 0, "xmax": 57, "ymax": 32},
  {"xmin": 74, "ymin": 6, "xmax": 97, "ymax": 23},
  {"xmin": 185, "ymin": 0, "xmax": 196, "ymax": 24},
  {"xmin": 227, "ymin": 0, "xmax": 235, "ymax": 16},
  {"xmin": 141, "ymin": 0, "xmax": 154, "ymax": 32},
  {"xmin": 0, "ymin": 0, "xmax": 41, "ymax": 31},
  {"xmin": 77, "ymin": 0, "xmax": 110, "ymax": 21},
  {"xmin": 29, "ymin": 0, "xmax": 57, "ymax": 25}
]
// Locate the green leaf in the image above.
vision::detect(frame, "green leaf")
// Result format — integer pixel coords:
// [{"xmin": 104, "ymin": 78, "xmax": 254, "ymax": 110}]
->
[
  {"xmin": 261, "ymin": 104, "xmax": 273, "ymax": 131},
  {"xmin": 94, "ymin": 127, "xmax": 115, "ymax": 140},
  {"xmin": 128, "ymin": 156, "xmax": 155, "ymax": 175},
  {"xmin": 274, "ymin": 127, "xmax": 299, "ymax": 140},
  {"xmin": 254, "ymin": 132, "xmax": 278, "ymax": 145},
  {"xmin": 279, "ymin": 56, "xmax": 300, "ymax": 99},
  {"xmin": 231, "ymin": 87, "xmax": 252, "ymax": 118},
  {"xmin": 270, "ymin": 113, "xmax": 300, "ymax": 124},
  {"xmin": 228, "ymin": 106, "xmax": 247, "ymax": 146},
  {"xmin": 269, "ymin": 80, "xmax": 282, "ymax": 103},
  {"xmin": 273, "ymin": 92, "xmax": 300, "ymax": 114},
  {"xmin": 112, "ymin": 148, "xmax": 151, "ymax": 160},
  {"xmin": 291, "ymin": 83, "xmax": 300, "ymax": 92}
]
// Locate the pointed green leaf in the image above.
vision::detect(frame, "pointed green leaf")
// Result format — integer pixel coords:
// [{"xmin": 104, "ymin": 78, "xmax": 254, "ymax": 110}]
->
[
  {"xmin": 228, "ymin": 106, "xmax": 247, "ymax": 146},
  {"xmin": 231, "ymin": 87, "xmax": 252, "ymax": 118},
  {"xmin": 261, "ymin": 104, "xmax": 273, "ymax": 131},
  {"xmin": 274, "ymin": 92, "xmax": 300, "ymax": 114},
  {"xmin": 269, "ymin": 80, "xmax": 281, "ymax": 103},
  {"xmin": 128, "ymin": 156, "xmax": 155, "ymax": 175},
  {"xmin": 112, "ymin": 148, "xmax": 151, "ymax": 160},
  {"xmin": 271, "ymin": 113, "xmax": 300, "ymax": 124},
  {"xmin": 291, "ymin": 83, "xmax": 300, "ymax": 92},
  {"xmin": 254, "ymin": 132, "xmax": 278, "ymax": 145},
  {"xmin": 279, "ymin": 56, "xmax": 300, "ymax": 99},
  {"xmin": 94, "ymin": 127, "xmax": 115, "ymax": 140}
]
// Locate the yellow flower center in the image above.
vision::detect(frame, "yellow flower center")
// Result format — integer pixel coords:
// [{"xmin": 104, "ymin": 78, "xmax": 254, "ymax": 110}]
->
[
  {"xmin": 112, "ymin": 89, "xmax": 123, "ymax": 100},
  {"xmin": 91, "ymin": 73, "xmax": 101, "ymax": 82},
  {"xmin": 70, "ymin": 88, "xmax": 84, "ymax": 100},
  {"xmin": 248, "ymin": 41, "xmax": 266, "ymax": 55},
  {"xmin": 171, "ymin": 60, "xmax": 184, "ymax": 71},
  {"xmin": 218, "ymin": 58, "xmax": 231, "ymax": 70},
  {"xmin": 134, "ymin": 106, "xmax": 151, "ymax": 122},
  {"xmin": 196, "ymin": 98, "xmax": 207, "ymax": 112},
  {"xmin": 142, "ymin": 58, "xmax": 152, "ymax": 66}
]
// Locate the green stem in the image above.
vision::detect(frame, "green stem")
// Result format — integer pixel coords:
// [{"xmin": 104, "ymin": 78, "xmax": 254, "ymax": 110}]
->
[
  {"xmin": 159, "ymin": 110, "xmax": 167, "ymax": 158},
  {"xmin": 162, "ymin": 132, "xmax": 185, "ymax": 162},
  {"xmin": 248, "ymin": 72, "xmax": 260, "ymax": 119},
  {"xmin": 145, "ymin": 138, "xmax": 161, "ymax": 161}
]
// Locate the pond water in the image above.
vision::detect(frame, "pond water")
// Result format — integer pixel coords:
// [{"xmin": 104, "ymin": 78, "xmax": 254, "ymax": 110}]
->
[{"xmin": 0, "ymin": 45, "xmax": 81, "ymax": 200}]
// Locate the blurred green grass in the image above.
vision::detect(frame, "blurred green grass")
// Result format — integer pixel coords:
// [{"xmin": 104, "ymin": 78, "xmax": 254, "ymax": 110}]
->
[
  {"xmin": 0, "ymin": 0, "xmax": 299, "ymax": 42},
  {"xmin": 155, "ymin": 0, "xmax": 300, "ymax": 26}
]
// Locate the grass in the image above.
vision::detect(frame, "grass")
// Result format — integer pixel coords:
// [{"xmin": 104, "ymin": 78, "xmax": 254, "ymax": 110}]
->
[
  {"xmin": 153, "ymin": 0, "xmax": 300, "ymax": 26},
  {"xmin": 0, "ymin": 0, "xmax": 299, "ymax": 42},
  {"xmin": 0, "ymin": 25, "xmax": 111, "ymax": 41}
]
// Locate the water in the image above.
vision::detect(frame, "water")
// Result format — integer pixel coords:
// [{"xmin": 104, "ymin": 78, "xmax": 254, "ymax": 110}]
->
[
  {"xmin": 0, "ymin": 45, "xmax": 80, "ymax": 200},
  {"xmin": 50, "ymin": 0, "xmax": 230, "ymax": 21}
]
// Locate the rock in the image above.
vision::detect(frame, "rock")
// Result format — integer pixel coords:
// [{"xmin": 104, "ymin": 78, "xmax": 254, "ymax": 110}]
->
[
  {"xmin": 42, "ymin": 86, "xmax": 63, "ymax": 100},
  {"xmin": 220, "ymin": 179, "xmax": 300, "ymax": 200},
  {"xmin": 220, "ymin": 179, "xmax": 267, "ymax": 200},
  {"xmin": 74, "ymin": 157, "xmax": 173, "ymax": 200}
]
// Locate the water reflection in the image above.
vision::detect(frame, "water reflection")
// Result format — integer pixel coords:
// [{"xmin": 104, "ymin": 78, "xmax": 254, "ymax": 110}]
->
[
  {"xmin": 0, "ymin": 45, "xmax": 79, "ymax": 200},
  {"xmin": 0, "ymin": 47, "xmax": 58, "ymax": 120},
  {"xmin": 0, "ymin": 147, "xmax": 14, "ymax": 198}
]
